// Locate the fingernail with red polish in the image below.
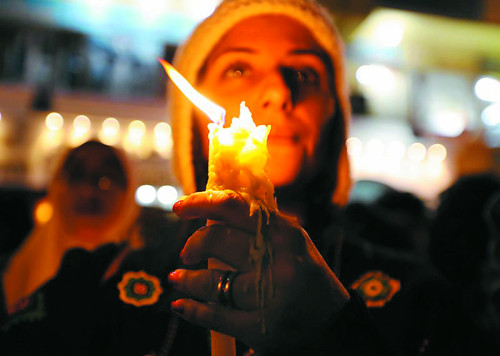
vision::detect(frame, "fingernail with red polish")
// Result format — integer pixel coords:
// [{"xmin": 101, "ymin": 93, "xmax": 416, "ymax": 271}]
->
[
  {"xmin": 171, "ymin": 300, "xmax": 184, "ymax": 314},
  {"xmin": 172, "ymin": 200, "xmax": 183, "ymax": 214},
  {"xmin": 168, "ymin": 270, "xmax": 181, "ymax": 285}
]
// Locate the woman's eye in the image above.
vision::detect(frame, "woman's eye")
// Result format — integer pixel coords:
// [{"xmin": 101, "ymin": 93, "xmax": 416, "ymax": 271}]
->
[
  {"xmin": 229, "ymin": 69, "xmax": 243, "ymax": 78},
  {"xmin": 223, "ymin": 63, "xmax": 250, "ymax": 79},
  {"xmin": 294, "ymin": 68, "xmax": 319, "ymax": 86}
]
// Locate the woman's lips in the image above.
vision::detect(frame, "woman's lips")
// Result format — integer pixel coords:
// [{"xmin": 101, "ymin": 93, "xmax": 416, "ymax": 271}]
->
[{"xmin": 75, "ymin": 200, "xmax": 103, "ymax": 215}]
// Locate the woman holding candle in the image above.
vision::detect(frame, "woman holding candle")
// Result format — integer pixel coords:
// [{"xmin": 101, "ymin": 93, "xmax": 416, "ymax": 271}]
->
[
  {"xmin": 164, "ymin": 0, "xmax": 500, "ymax": 355},
  {"xmin": 166, "ymin": 0, "xmax": 391, "ymax": 354}
]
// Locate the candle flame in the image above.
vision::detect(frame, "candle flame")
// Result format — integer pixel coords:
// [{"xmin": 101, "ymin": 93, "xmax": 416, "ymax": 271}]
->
[{"xmin": 159, "ymin": 58, "xmax": 225, "ymax": 126}]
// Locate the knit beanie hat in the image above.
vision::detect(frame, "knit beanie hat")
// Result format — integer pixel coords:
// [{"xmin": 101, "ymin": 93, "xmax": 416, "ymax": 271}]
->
[{"xmin": 169, "ymin": 0, "xmax": 352, "ymax": 205}]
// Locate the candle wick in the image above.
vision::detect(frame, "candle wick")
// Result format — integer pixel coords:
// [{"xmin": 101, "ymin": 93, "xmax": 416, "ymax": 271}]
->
[{"xmin": 219, "ymin": 111, "xmax": 226, "ymax": 127}]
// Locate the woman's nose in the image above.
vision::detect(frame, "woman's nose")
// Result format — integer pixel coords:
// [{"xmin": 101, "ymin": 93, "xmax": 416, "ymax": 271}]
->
[
  {"xmin": 77, "ymin": 184, "xmax": 99, "ymax": 197},
  {"xmin": 259, "ymin": 69, "xmax": 293, "ymax": 112}
]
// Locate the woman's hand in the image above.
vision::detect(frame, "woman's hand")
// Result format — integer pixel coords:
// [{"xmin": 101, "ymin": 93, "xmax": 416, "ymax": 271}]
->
[{"xmin": 168, "ymin": 190, "xmax": 350, "ymax": 354}]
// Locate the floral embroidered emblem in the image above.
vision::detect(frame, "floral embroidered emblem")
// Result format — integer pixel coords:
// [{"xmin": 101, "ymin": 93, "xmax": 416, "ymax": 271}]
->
[
  {"xmin": 351, "ymin": 271, "xmax": 401, "ymax": 308},
  {"xmin": 8, "ymin": 296, "xmax": 32, "ymax": 315},
  {"xmin": 3, "ymin": 292, "xmax": 46, "ymax": 331},
  {"xmin": 118, "ymin": 271, "xmax": 163, "ymax": 307}
]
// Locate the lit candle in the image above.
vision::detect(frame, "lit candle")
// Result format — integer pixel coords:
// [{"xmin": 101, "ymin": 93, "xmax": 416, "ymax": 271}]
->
[
  {"xmin": 160, "ymin": 59, "xmax": 276, "ymax": 356},
  {"xmin": 207, "ymin": 101, "xmax": 276, "ymax": 211}
]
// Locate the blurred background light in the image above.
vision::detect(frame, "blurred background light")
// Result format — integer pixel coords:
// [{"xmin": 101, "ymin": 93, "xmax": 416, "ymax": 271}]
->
[
  {"xmin": 154, "ymin": 122, "xmax": 171, "ymax": 144},
  {"xmin": 428, "ymin": 110, "xmax": 467, "ymax": 137},
  {"xmin": 73, "ymin": 115, "xmax": 91, "ymax": 133},
  {"xmin": 34, "ymin": 199, "xmax": 53, "ymax": 225},
  {"xmin": 136, "ymin": 0, "xmax": 167, "ymax": 22},
  {"xmin": 346, "ymin": 137, "xmax": 363, "ymax": 157},
  {"xmin": 136, "ymin": 184, "xmax": 156, "ymax": 205},
  {"xmin": 124, "ymin": 120, "xmax": 147, "ymax": 154},
  {"xmin": 99, "ymin": 117, "xmax": 121, "ymax": 145},
  {"xmin": 373, "ymin": 19, "xmax": 405, "ymax": 47},
  {"xmin": 407, "ymin": 142, "xmax": 427, "ymax": 161},
  {"xmin": 366, "ymin": 139, "xmax": 385, "ymax": 157},
  {"xmin": 188, "ymin": 0, "xmax": 220, "ymax": 20},
  {"xmin": 45, "ymin": 112, "xmax": 64, "ymax": 131},
  {"xmin": 481, "ymin": 103, "xmax": 500, "ymax": 127},
  {"xmin": 42, "ymin": 130, "xmax": 64, "ymax": 150},
  {"xmin": 128, "ymin": 120, "xmax": 146, "ymax": 141},
  {"xmin": 70, "ymin": 115, "xmax": 91, "ymax": 146},
  {"xmin": 86, "ymin": 0, "xmax": 112, "ymax": 16},
  {"xmin": 386, "ymin": 140, "xmax": 406, "ymax": 159},
  {"xmin": 424, "ymin": 160, "xmax": 444, "ymax": 178},
  {"xmin": 157, "ymin": 185, "xmax": 178, "ymax": 206},
  {"xmin": 474, "ymin": 77, "xmax": 500, "ymax": 102},
  {"xmin": 356, "ymin": 64, "xmax": 396, "ymax": 91},
  {"xmin": 154, "ymin": 122, "xmax": 173, "ymax": 157},
  {"xmin": 428, "ymin": 143, "xmax": 447, "ymax": 162}
]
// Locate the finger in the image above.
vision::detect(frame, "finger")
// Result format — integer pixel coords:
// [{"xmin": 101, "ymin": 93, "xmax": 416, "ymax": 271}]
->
[
  {"xmin": 181, "ymin": 224, "xmax": 255, "ymax": 269},
  {"xmin": 173, "ymin": 191, "xmax": 262, "ymax": 232},
  {"xmin": 170, "ymin": 298, "xmax": 260, "ymax": 340},
  {"xmin": 169, "ymin": 269, "xmax": 264, "ymax": 311}
]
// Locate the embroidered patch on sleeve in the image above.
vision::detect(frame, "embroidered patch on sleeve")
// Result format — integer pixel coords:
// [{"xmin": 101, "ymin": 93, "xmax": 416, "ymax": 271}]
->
[
  {"xmin": 3, "ymin": 292, "xmax": 46, "ymax": 331},
  {"xmin": 351, "ymin": 271, "xmax": 401, "ymax": 307},
  {"xmin": 118, "ymin": 271, "xmax": 163, "ymax": 307}
]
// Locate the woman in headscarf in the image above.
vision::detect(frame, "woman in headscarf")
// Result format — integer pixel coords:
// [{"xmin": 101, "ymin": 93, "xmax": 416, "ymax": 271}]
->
[
  {"xmin": 1, "ymin": 141, "xmax": 209, "ymax": 355},
  {"xmin": 164, "ymin": 1, "xmax": 390, "ymax": 355},
  {"xmin": 164, "ymin": 1, "xmax": 491, "ymax": 355},
  {"xmin": 2, "ymin": 140, "xmax": 142, "ymax": 311}
]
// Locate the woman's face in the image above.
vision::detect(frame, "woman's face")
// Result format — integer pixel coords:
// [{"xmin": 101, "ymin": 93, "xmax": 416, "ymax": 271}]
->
[
  {"xmin": 58, "ymin": 143, "xmax": 128, "ymax": 240},
  {"xmin": 196, "ymin": 15, "xmax": 335, "ymax": 187}
]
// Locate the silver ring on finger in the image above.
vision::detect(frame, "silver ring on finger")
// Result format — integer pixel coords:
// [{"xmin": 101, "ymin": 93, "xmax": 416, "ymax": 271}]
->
[{"xmin": 217, "ymin": 270, "xmax": 239, "ymax": 309}]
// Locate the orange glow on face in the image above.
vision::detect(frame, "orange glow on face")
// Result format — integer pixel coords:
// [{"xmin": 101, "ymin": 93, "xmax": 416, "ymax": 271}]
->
[
  {"xmin": 34, "ymin": 200, "xmax": 53, "ymax": 224},
  {"xmin": 158, "ymin": 58, "xmax": 226, "ymax": 125}
]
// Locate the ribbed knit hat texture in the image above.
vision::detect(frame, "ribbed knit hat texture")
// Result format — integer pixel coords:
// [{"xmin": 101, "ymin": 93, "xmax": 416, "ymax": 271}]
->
[{"xmin": 169, "ymin": 0, "xmax": 351, "ymax": 204}]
